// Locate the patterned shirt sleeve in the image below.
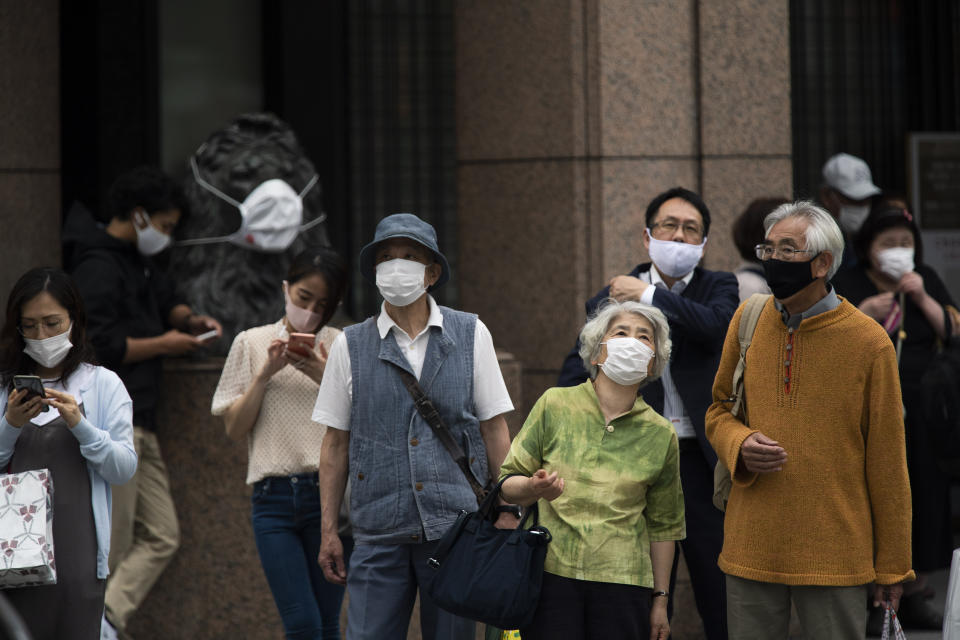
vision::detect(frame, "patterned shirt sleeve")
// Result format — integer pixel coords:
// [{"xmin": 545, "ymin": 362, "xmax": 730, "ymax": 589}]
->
[
  {"xmin": 499, "ymin": 391, "xmax": 547, "ymax": 480},
  {"xmin": 211, "ymin": 331, "xmax": 253, "ymax": 416},
  {"xmin": 644, "ymin": 431, "xmax": 686, "ymax": 542}
]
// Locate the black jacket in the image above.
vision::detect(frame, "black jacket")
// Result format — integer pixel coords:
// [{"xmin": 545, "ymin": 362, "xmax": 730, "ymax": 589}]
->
[
  {"xmin": 557, "ymin": 263, "xmax": 740, "ymax": 466},
  {"xmin": 62, "ymin": 203, "xmax": 183, "ymax": 429}
]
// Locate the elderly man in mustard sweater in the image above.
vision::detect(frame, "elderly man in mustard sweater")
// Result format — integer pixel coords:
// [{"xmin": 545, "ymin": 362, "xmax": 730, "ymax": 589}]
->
[{"xmin": 706, "ymin": 201, "xmax": 914, "ymax": 638}]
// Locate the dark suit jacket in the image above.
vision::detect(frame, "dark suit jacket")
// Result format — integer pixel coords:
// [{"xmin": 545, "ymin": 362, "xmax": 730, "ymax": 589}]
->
[{"xmin": 557, "ymin": 263, "xmax": 739, "ymax": 466}]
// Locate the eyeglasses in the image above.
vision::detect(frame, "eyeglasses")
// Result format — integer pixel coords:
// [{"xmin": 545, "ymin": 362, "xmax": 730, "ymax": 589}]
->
[
  {"xmin": 754, "ymin": 244, "xmax": 818, "ymax": 261},
  {"xmin": 18, "ymin": 318, "xmax": 66, "ymax": 339},
  {"xmin": 650, "ymin": 220, "xmax": 703, "ymax": 240}
]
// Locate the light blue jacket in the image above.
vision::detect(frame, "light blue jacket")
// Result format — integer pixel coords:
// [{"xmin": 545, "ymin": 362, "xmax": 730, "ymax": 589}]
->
[
  {"xmin": 0, "ymin": 363, "xmax": 138, "ymax": 579},
  {"xmin": 345, "ymin": 307, "xmax": 487, "ymax": 544}
]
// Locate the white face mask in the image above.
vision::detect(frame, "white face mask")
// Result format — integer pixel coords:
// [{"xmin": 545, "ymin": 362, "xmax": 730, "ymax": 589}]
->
[
  {"xmin": 646, "ymin": 230, "xmax": 706, "ymax": 279},
  {"xmin": 133, "ymin": 210, "xmax": 173, "ymax": 256},
  {"xmin": 838, "ymin": 205, "xmax": 870, "ymax": 233},
  {"xmin": 376, "ymin": 259, "xmax": 427, "ymax": 307},
  {"xmin": 23, "ymin": 323, "xmax": 74, "ymax": 369},
  {"xmin": 876, "ymin": 247, "xmax": 915, "ymax": 281},
  {"xmin": 180, "ymin": 156, "xmax": 325, "ymax": 253},
  {"xmin": 598, "ymin": 337, "xmax": 654, "ymax": 386},
  {"xmin": 283, "ymin": 281, "xmax": 323, "ymax": 333}
]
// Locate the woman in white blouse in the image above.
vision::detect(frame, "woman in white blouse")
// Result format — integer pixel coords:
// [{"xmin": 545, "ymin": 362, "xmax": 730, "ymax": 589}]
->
[{"xmin": 211, "ymin": 248, "xmax": 350, "ymax": 640}]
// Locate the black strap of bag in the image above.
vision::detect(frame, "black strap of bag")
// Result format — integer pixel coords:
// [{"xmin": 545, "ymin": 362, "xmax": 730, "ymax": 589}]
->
[{"xmin": 393, "ymin": 366, "xmax": 491, "ymax": 503}]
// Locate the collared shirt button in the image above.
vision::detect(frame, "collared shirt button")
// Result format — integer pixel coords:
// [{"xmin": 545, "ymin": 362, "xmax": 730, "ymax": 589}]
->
[
  {"xmin": 357, "ymin": 472, "xmax": 365, "ymax": 480},
  {"xmin": 606, "ymin": 425, "xmax": 614, "ymax": 433},
  {"xmin": 415, "ymin": 482, "xmax": 424, "ymax": 491},
  {"xmin": 410, "ymin": 438, "xmax": 419, "ymax": 446}
]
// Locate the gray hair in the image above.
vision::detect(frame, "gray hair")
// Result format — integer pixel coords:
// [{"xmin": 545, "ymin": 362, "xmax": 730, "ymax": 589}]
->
[
  {"xmin": 764, "ymin": 200, "xmax": 845, "ymax": 279},
  {"xmin": 578, "ymin": 299, "xmax": 672, "ymax": 382}
]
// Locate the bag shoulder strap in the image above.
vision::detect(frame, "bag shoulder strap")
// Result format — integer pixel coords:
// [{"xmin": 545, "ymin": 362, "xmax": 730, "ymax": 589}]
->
[
  {"xmin": 393, "ymin": 366, "xmax": 489, "ymax": 502},
  {"xmin": 731, "ymin": 294, "xmax": 770, "ymax": 420}
]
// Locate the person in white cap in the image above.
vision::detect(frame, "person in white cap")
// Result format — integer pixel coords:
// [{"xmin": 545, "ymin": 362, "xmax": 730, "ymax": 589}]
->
[{"xmin": 819, "ymin": 152, "xmax": 882, "ymax": 272}]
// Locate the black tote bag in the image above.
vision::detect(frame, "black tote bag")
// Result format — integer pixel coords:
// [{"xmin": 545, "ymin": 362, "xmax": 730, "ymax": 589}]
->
[{"xmin": 426, "ymin": 476, "xmax": 552, "ymax": 629}]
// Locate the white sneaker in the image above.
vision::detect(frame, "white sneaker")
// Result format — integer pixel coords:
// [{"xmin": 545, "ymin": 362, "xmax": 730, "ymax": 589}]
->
[{"xmin": 100, "ymin": 614, "xmax": 119, "ymax": 640}]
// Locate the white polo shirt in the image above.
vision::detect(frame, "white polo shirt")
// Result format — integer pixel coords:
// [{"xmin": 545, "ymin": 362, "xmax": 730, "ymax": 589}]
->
[{"xmin": 312, "ymin": 295, "xmax": 514, "ymax": 431}]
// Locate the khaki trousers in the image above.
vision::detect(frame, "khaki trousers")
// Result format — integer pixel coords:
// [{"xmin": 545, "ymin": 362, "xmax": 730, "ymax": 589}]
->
[
  {"xmin": 726, "ymin": 574, "xmax": 867, "ymax": 639},
  {"xmin": 105, "ymin": 427, "xmax": 180, "ymax": 632}
]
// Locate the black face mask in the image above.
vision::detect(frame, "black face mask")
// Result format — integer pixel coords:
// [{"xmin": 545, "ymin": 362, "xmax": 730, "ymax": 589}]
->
[{"xmin": 761, "ymin": 254, "xmax": 821, "ymax": 299}]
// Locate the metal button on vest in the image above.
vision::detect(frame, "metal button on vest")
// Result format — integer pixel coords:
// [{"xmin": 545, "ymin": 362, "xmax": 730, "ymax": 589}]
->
[
  {"xmin": 415, "ymin": 482, "xmax": 424, "ymax": 491},
  {"xmin": 410, "ymin": 438, "xmax": 419, "ymax": 446},
  {"xmin": 357, "ymin": 472, "xmax": 365, "ymax": 480},
  {"xmin": 291, "ymin": 476, "xmax": 299, "ymax": 484},
  {"xmin": 410, "ymin": 535, "xmax": 419, "ymax": 541},
  {"xmin": 606, "ymin": 425, "xmax": 614, "ymax": 433}
]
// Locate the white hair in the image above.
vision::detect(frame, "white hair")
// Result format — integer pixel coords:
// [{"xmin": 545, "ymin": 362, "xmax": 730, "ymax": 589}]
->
[
  {"xmin": 578, "ymin": 299, "xmax": 672, "ymax": 383},
  {"xmin": 764, "ymin": 200, "xmax": 845, "ymax": 279}
]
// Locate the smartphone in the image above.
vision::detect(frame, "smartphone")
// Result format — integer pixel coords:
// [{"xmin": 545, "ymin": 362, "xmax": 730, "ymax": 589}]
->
[
  {"xmin": 288, "ymin": 333, "xmax": 315, "ymax": 356},
  {"xmin": 12, "ymin": 375, "xmax": 49, "ymax": 412},
  {"xmin": 196, "ymin": 329, "xmax": 219, "ymax": 342}
]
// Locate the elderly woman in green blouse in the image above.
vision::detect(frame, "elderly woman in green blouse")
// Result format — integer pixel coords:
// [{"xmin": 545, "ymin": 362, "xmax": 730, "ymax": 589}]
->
[{"xmin": 500, "ymin": 300, "xmax": 684, "ymax": 640}]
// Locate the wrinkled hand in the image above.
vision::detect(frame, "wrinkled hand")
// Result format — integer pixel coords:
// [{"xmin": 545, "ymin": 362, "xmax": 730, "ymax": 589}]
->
[
  {"xmin": 858, "ymin": 292, "xmax": 895, "ymax": 323},
  {"xmin": 4, "ymin": 388, "xmax": 43, "ymax": 428},
  {"xmin": 187, "ymin": 314, "xmax": 223, "ymax": 339},
  {"xmin": 608, "ymin": 275, "xmax": 648, "ymax": 302},
  {"xmin": 650, "ymin": 599, "xmax": 670, "ymax": 640},
  {"xmin": 318, "ymin": 534, "xmax": 347, "ymax": 586},
  {"xmin": 873, "ymin": 582, "xmax": 904, "ymax": 612},
  {"xmin": 284, "ymin": 341, "xmax": 328, "ymax": 386},
  {"xmin": 42, "ymin": 388, "xmax": 81, "ymax": 428},
  {"xmin": 161, "ymin": 329, "xmax": 203, "ymax": 356},
  {"xmin": 529, "ymin": 469, "xmax": 564, "ymax": 501},
  {"xmin": 898, "ymin": 272, "xmax": 926, "ymax": 303},
  {"xmin": 258, "ymin": 339, "xmax": 289, "ymax": 382},
  {"xmin": 739, "ymin": 432, "xmax": 787, "ymax": 474}
]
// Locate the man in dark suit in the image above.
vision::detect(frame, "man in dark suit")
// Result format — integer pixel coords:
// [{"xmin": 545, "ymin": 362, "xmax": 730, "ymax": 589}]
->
[{"xmin": 558, "ymin": 187, "xmax": 738, "ymax": 640}]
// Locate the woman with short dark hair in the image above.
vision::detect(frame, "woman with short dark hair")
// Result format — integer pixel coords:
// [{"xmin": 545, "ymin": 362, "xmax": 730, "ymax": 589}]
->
[{"xmin": 0, "ymin": 267, "xmax": 137, "ymax": 639}]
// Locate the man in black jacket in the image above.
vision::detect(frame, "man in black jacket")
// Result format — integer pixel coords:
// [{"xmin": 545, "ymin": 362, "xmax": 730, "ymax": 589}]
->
[
  {"xmin": 62, "ymin": 166, "xmax": 221, "ymax": 639},
  {"xmin": 558, "ymin": 187, "xmax": 738, "ymax": 639}
]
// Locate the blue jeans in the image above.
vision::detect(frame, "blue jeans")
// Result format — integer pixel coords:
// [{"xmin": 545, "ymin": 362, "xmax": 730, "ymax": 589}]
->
[{"xmin": 252, "ymin": 473, "xmax": 354, "ymax": 640}]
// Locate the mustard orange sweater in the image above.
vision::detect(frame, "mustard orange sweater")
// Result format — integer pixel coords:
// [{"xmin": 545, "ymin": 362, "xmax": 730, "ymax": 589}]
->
[{"xmin": 705, "ymin": 297, "xmax": 915, "ymax": 586}]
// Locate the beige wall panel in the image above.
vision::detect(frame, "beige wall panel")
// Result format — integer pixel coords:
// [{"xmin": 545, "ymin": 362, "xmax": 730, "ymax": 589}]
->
[
  {"xmin": 701, "ymin": 157, "xmax": 793, "ymax": 273},
  {"xmin": 596, "ymin": 0, "xmax": 699, "ymax": 157},
  {"xmin": 699, "ymin": 0, "xmax": 792, "ymax": 156},
  {"xmin": 0, "ymin": 0, "xmax": 59, "ymax": 169},
  {"xmin": 456, "ymin": 0, "xmax": 586, "ymax": 160}
]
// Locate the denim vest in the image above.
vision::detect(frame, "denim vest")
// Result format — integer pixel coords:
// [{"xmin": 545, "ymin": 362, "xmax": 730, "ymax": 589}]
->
[{"xmin": 345, "ymin": 307, "xmax": 488, "ymax": 544}]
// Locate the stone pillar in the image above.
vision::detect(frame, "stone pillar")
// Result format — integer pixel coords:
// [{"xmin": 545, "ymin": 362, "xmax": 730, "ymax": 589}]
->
[
  {"xmin": 456, "ymin": 0, "xmax": 792, "ymax": 411},
  {"xmin": 0, "ymin": 0, "xmax": 61, "ymax": 309}
]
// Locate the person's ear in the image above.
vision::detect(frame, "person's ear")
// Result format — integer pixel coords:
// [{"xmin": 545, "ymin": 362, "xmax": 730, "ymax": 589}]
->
[
  {"xmin": 642, "ymin": 227, "xmax": 652, "ymax": 252},
  {"xmin": 812, "ymin": 252, "xmax": 833, "ymax": 280},
  {"xmin": 424, "ymin": 263, "xmax": 442, "ymax": 287}
]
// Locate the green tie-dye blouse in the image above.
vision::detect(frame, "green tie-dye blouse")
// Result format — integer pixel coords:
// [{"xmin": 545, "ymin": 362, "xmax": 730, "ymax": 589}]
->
[{"xmin": 500, "ymin": 382, "xmax": 685, "ymax": 588}]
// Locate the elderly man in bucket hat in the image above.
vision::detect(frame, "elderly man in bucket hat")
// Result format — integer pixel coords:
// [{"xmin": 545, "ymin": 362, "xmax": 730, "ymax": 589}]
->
[{"xmin": 314, "ymin": 213, "xmax": 517, "ymax": 639}]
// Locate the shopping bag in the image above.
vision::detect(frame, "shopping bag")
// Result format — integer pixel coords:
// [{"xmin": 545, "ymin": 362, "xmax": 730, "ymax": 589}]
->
[
  {"xmin": 0, "ymin": 469, "xmax": 56, "ymax": 588},
  {"xmin": 945, "ymin": 547, "xmax": 960, "ymax": 639},
  {"xmin": 880, "ymin": 601, "xmax": 907, "ymax": 640}
]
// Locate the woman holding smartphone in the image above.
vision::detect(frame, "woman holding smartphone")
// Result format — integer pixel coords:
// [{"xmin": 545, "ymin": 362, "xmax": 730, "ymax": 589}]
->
[
  {"xmin": 211, "ymin": 247, "xmax": 351, "ymax": 640},
  {"xmin": 0, "ymin": 267, "xmax": 137, "ymax": 639}
]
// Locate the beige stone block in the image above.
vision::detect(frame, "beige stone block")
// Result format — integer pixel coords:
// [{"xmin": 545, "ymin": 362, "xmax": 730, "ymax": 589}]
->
[
  {"xmin": 701, "ymin": 157, "xmax": 793, "ymax": 273},
  {"xmin": 458, "ymin": 160, "xmax": 594, "ymax": 374},
  {"xmin": 599, "ymin": 158, "xmax": 700, "ymax": 281},
  {"xmin": 699, "ymin": 0, "xmax": 791, "ymax": 156},
  {"xmin": 0, "ymin": 173, "xmax": 62, "ymax": 311},
  {"xmin": 456, "ymin": 0, "xmax": 586, "ymax": 160},
  {"xmin": 595, "ymin": 0, "xmax": 699, "ymax": 157},
  {"xmin": 0, "ymin": 0, "xmax": 59, "ymax": 169}
]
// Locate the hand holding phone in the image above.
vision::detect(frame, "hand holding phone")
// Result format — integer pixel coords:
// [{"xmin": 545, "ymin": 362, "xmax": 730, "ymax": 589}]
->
[
  {"xmin": 196, "ymin": 329, "xmax": 219, "ymax": 342},
  {"xmin": 287, "ymin": 333, "xmax": 315, "ymax": 357},
  {"xmin": 13, "ymin": 375, "xmax": 48, "ymax": 413}
]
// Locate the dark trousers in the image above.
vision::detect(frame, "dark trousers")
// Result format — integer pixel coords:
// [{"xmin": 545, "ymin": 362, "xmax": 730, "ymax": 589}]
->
[
  {"xmin": 670, "ymin": 439, "xmax": 728, "ymax": 640},
  {"xmin": 521, "ymin": 573, "xmax": 652, "ymax": 640}
]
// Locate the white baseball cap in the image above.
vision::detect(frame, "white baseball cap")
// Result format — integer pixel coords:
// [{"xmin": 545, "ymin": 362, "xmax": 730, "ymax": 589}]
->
[{"xmin": 822, "ymin": 153, "xmax": 881, "ymax": 200}]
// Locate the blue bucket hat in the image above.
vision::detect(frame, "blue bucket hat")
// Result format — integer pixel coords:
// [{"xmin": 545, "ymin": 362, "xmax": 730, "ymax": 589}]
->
[{"xmin": 358, "ymin": 213, "xmax": 450, "ymax": 290}]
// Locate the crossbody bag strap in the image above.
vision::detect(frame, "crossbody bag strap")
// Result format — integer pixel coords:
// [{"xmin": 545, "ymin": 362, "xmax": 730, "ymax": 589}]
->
[{"xmin": 392, "ymin": 365, "xmax": 489, "ymax": 502}]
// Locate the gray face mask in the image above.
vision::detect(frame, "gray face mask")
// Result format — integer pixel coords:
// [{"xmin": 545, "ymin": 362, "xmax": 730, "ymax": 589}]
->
[{"xmin": 838, "ymin": 205, "xmax": 870, "ymax": 233}]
